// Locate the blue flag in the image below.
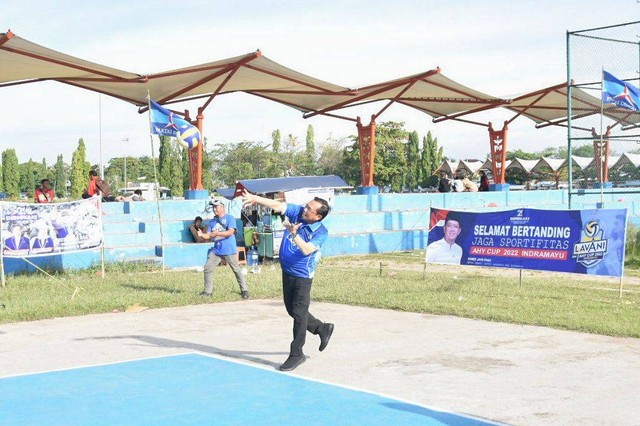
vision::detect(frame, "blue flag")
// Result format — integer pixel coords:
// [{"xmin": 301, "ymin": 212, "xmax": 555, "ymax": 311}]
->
[
  {"xmin": 149, "ymin": 99, "xmax": 201, "ymax": 149},
  {"xmin": 602, "ymin": 71, "xmax": 640, "ymax": 112}
]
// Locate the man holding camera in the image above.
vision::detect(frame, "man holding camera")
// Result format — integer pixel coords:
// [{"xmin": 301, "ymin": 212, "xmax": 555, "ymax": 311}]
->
[{"xmin": 201, "ymin": 200, "xmax": 249, "ymax": 299}]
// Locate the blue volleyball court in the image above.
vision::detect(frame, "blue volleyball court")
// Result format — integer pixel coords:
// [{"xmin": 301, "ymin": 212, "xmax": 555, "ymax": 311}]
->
[{"xmin": 0, "ymin": 353, "xmax": 501, "ymax": 425}]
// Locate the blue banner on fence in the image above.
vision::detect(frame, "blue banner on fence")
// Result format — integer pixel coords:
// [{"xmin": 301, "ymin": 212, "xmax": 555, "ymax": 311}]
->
[{"xmin": 426, "ymin": 207, "xmax": 627, "ymax": 277}]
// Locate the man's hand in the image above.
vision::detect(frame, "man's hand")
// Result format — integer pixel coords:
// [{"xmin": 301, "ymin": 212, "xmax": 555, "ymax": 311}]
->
[
  {"xmin": 282, "ymin": 218, "xmax": 301, "ymax": 235},
  {"xmin": 241, "ymin": 190, "xmax": 258, "ymax": 207}
]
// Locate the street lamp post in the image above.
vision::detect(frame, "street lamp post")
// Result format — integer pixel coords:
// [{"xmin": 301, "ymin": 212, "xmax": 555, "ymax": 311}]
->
[{"xmin": 122, "ymin": 138, "xmax": 129, "ymax": 189}]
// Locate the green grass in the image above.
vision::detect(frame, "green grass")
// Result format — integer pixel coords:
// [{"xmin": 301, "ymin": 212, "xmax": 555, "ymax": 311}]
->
[{"xmin": 1, "ymin": 253, "xmax": 639, "ymax": 338}]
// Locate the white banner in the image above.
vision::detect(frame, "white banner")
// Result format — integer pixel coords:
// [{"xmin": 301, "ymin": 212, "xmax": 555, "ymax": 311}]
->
[{"xmin": 1, "ymin": 198, "xmax": 103, "ymax": 257}]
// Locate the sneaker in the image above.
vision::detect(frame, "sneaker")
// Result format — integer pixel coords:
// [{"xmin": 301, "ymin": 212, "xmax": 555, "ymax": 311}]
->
[
  {"xmin": 241, "ymin": 291, "xmax": 250, "ymax": 300},
  {"xmin": 278, "ymin": 355, "xmax": 306, "ymax": 371},
  {"xmin": 318, "ymin": 323, "xmax": 334, "ymax": 352},
  {"xmin": 199, "ymin": 291, "xmax": 212, "ymax": 296}
]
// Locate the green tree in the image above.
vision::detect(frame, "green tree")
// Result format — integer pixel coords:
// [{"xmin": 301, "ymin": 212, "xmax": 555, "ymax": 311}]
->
[
  {"xmin": 374, "ymin": 122, "xmax": 409, "ymax": 191},
  {"xmin": 158, "ymin": 136, "xmax": 183, "ymax": 196},
  {"xmin": 201, "ymin": 139, "xmax": 214, "ymax": 193},
  {"xmin": 406, "ymin": 131, "xmax": 420, "ymax": 189},
  {"xmin": 317, "ymin": 136, "xmax": 350, "ymax": 177},
  {"xmin": 2, "ymin": 148, "xmax": 20, "ymax": 198},
  {"xmin": 182, "ymin": 147, "xmax": 191, "ymax": 192},
  {"xmin": 54, "ymin": 154, "xmax": 67, "ymax": 197},
  {"xmin": 420, "ymin": 131, "xmax": 443, "ymax": 187},
  {"xmin": 19, "ymin": 159, "xmax": 43, "ymax": 194},
  {"xmin": 70, "ymin": 138, "xmax": 91, "ymax": 198},
  {"xmin": 271, "ymin": 129, "xmax": 281, "ymax": 153},
  {"xmin": 301, "ymin": 124, "xmax": 317, "ymax": 175},
  {"xmin": 211, "ymin": 141, "xmax": 271, "ymax": 186}
]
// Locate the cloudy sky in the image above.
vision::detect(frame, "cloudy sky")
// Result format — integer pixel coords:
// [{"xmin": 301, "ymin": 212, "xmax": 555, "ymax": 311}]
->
[{"xmin": 1, "ymin": 0, "xmax": 638, "ymax": 167}]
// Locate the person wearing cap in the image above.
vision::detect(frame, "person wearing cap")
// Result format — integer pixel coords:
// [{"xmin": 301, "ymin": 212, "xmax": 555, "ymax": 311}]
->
[
  {"xmin": 426, "ymin": 211, "xmax": 463, "ymax": 264},
  {"xmin": 201, "ymin": 200, "xmax": 249, "ymax": 299},
  {"xmin": 241, "ymin": 190, "xmax": 334, "ymax": 372}
]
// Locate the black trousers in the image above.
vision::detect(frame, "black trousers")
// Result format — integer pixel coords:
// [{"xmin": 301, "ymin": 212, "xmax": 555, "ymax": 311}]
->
[{"xmin": 282, "ymin": 271, "xmax": 322, "ymax": 357}]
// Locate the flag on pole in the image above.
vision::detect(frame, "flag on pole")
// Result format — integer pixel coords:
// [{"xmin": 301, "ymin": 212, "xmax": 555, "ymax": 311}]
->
[
  {"xmin": 149, "ymin": 99, "xmax": 201, "ymax": 149},
  {"xmin": 602, "ymin": 71, "xmax": 640, "ymax": 112}
]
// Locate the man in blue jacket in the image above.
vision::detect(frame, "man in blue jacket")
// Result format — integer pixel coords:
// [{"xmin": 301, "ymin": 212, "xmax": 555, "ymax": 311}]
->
[
  {"xmin": 241, "ymin": 190, "xmax": 334, "ymax": 371},
  {"xmin": 201, "ymin": 200, "xmax": 249, "ymax": 299}
]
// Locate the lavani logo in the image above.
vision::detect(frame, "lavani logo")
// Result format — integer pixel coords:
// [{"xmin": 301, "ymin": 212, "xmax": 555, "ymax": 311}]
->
[
  {"xmin": 509, "ymin": 209, "xmax": 530, "ymax": 222},
  {"xmin": 573, "ymin": 220, "xmax": 608, "ymax": 267}
]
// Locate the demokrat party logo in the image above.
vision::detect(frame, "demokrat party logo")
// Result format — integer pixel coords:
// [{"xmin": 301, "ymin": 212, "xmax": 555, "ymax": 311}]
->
[{"xmin": 572, "ymin": 220, "xmax": 608, "ymax": 267}]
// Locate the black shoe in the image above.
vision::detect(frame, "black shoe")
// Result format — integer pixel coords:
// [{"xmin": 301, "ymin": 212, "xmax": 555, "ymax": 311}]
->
[
  {"xmin": 241, "ymin": 291, "xmax": 250, "ymax": 300},
  {"xmin": 319, "ymin": 323, "xmax": 334, "ymax": 352},
  {"xmin": 279, "ymin": 355, "xmax": 306, "ymax": 371},
  {"xmin": 199, "ymin": 291, "xmax": 212, "ymax": 296}
]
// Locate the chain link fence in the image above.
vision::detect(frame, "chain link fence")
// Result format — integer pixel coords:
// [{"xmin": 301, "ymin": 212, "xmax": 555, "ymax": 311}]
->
[{"xmin": 567, "ymin": 21, "xmax": 640, "ymax": 210}]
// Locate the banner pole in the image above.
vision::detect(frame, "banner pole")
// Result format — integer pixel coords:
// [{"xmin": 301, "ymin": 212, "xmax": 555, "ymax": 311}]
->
[
  {"xmin": 618, "ymin": 276, "xmax": 623, "ymax": 298},
  {"xmin": 0, "ymin": 204, "xmax": 5, "ymax": 288},
  {"xmin": 147, "ymin": 92, "xmax": 166, "ymax": 275},
  {"xmin": 599, "ymin": 69, "xmax": 605, "ymax": 207},
  {"xmin": 519, "ymin": 269, "xmax": 522, "ymax": 286},
  {"xmin": 100, "ymin": 198, "xmax": 105, "ymax": 279}
]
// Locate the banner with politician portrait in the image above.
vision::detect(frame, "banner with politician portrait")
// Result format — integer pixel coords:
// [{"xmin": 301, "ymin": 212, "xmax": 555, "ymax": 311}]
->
[
  {"xmin": 1, "ymin": 198, "xmax": 103, "ymax": 257},
  {"xmin": 426, "ymin": 207, "xmax": 627, "ymax": 277}
]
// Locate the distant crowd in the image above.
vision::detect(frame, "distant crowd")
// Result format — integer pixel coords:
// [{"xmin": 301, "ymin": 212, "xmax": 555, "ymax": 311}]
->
[
  {"xmin": 437, "ymin": 170, "xmax": 490, "ymax": 193},
  {"xmin": 32, "ymin": 170, "xmax": 145, "ymax": 204}
]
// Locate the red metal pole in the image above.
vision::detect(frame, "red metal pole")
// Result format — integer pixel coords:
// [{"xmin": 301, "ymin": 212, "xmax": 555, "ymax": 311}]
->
[
  {"xmin": 356, "ymin": 115, "xmax": 376, "ymax": 187},
  {"xmin": 488, "ymin": 121, "xmax": 508, "ymax": 184}
]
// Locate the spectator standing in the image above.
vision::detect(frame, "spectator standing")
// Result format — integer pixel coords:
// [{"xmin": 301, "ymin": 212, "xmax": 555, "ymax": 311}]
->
[
  {"xmin": 451, "ymin": 174, "xmax": 465, "ymax": 192},
  {"xmin": 459, "ymin": 172, "xmax": 478, "ymax": 192},
  {"xmin": 438, "ymin": 172, "xmax": 451, "ymax": 193},
  {"xmin": 479, "ymin": 170, "xmax": 490, "ymax": 192},
  {"xmin": 201, "ymin": 200, "xmax": 249, "ymax": 299},
  {"xmin": 34, "ymin": 179, "xmax": 55, "ymax": 203}
]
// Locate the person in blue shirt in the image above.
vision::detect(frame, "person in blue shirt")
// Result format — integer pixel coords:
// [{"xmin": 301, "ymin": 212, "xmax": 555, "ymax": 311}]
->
[
  {"xmin": 201, "ymin": 200, "xmax": 249, "ymax": 299},
  {"xmin": 242, "ymin": 190, "xmax": 334, "ymax": 372}
]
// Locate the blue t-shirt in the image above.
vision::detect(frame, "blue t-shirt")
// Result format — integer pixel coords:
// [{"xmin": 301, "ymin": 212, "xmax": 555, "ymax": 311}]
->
[
  {"xmin": 279, "ymin": 204, "xmax": 328, "ymax": 278},
  {"xmin": 207, "ymin": 214, "xmax": 237, "ymax": 256}
]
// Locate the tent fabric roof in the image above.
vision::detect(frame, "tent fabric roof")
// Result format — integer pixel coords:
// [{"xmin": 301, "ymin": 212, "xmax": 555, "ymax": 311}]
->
[
  {"xmin": 310, "ymin": 69, "xmax": 508, "ymax": 120},
  {"xmin": 0, "ymin": 33, "xmax": 141, "ymax": 88},
  {"xmin": 506, "ymin": 158, "xmax": 539, "ymax": 173},
  {"xmin": 534, "ymin": 157, "xmax": 566, "ymax": 173},
  {"xmin": 566, "ymin": 155, "xmax": 595, "ymax": 170},
  {"xmin": 0, "ymin": 32, "xmax": 354, "ymax": 112},
  {"xmin": 232, "ymin": 175, "xmax": 351, "ymax": 198},
  {"xmin": 435, "ymin": 160, "xmax": 459, "ymax": 175},
  {"xmin": 506, "ymin": 83, "xmax": 640, "ymax": 128},
  {"xmin": 613, "ymin": 153, "xmax": 640, "ymax": 169},
  {"xmin": 506, "ymin": 84, "xmax": 602, "ymax": 126},
  {"xmin": 456, "ymin": 159, "xmax": 485, "ymax": 175}
]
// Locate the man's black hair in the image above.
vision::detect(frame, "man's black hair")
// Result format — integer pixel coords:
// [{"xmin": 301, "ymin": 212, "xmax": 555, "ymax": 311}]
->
[
  {"xmin": 89, "ymin": 170, "xmax": 98, "ymax": 177},
  {"xmin": 195, "ymin": 216, "xmax": 203, "ymax": 222},
  {"xmin": 41, "ymin": 178, "xmax": 50, "ymax": 184},
  {"xmin": 314, "ymin": 197, "xmax": 331, "ymax": 219},
  {"xmin": 444, "ymin": 211, "xmax": 462, "ymax": 226}
]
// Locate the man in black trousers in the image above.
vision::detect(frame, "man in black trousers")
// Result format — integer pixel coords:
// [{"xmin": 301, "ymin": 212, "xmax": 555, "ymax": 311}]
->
[{"xmin": 241, "ymin": 190, "xmax": 334, "ymax": 371}]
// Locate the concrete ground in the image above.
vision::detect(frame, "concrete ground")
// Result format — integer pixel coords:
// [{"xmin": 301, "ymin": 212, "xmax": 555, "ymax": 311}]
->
[{"xmin": 1, "ymin": 299, "xmax": 639, "ymax": 425}]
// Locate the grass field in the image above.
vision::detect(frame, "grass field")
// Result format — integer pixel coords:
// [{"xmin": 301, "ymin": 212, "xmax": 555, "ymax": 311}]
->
[{"xmin": 1, "ymin": 251, "xmax": 639, "ymax": 338}]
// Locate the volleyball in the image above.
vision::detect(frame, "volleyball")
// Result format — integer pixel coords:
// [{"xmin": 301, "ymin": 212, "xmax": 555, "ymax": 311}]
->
[
  {"xmin": 177, "ymin": 124, "xmax": 201, "ymax": 150},
  {"xmin": 584, "ymin": 220, "xmax": 600, "ymax": 238}
]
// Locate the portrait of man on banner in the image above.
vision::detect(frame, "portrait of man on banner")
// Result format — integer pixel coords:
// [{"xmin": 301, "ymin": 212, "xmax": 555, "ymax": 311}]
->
[{"xmin": 427, "ymin": 210, "xmax": 464, "ymax": 265}]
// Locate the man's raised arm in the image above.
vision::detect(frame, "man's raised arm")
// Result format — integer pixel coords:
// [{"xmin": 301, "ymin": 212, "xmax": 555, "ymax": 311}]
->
[{"xmin": 241, "ymin": 190, "xmax": 287, "ymax": 213}]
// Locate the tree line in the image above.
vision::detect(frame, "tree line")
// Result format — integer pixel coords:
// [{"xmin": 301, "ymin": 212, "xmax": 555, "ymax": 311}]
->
[{"xmin": 0, "ymin": 122, "xmax": 448, "ymax": 199}]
